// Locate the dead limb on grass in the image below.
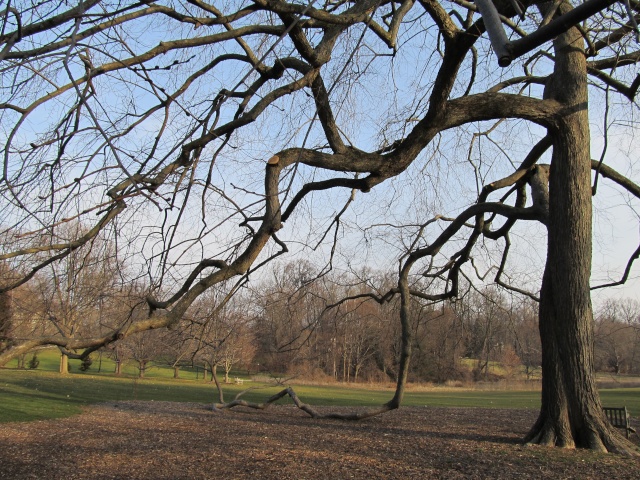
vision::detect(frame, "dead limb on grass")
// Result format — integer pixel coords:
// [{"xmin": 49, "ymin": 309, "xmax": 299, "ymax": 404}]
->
[{"xmin": 212, "ymin": 386, "xmax": 394, "ymax": 420}]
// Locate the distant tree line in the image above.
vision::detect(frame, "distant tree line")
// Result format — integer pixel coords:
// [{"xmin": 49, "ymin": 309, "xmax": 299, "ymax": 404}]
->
[{"xmin": 4, "ymin": 254, "xmax": 639, "ymax": 383}]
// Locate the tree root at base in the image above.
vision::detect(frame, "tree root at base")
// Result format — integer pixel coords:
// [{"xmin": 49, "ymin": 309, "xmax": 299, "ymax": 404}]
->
[{"xmin": 525, "ymin": 419, "xmax": 639, "ymax": 456}]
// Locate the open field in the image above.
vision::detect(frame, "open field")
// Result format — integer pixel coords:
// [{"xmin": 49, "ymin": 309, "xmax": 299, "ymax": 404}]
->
[
  {"xmin": 2, "ymin": 349, "xmax": 640, "ymax": 427},
  {"xmin": 2, "ymin": 358, "xmax": 640, "ymax": 478},
  {"xmin": 1, "ymin": 366, "xmax": 640, "ymax": 424}
]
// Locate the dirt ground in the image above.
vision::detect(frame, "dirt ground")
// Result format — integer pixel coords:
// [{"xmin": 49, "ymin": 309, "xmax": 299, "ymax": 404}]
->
[{"xmin": 0, "ymin": 402, "xmax": 639, "ymax": 479}]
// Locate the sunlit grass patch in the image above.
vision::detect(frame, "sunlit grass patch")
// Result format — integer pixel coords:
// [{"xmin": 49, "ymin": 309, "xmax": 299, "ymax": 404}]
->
[{"xmin": 2, "ymin": 366, "xmax": 638, "ymax": 424}]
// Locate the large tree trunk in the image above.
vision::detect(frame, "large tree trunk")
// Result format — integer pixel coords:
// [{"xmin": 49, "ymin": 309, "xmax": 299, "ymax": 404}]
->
[{"xmin": 525, "ymin": 17, "xmax": 635, "ymax": 455}]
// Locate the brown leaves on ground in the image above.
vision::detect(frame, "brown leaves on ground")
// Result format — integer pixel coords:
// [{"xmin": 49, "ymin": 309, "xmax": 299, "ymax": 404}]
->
[{"xmin": 0, "ymin": 403, "xmax": 638, "ymax": 479}]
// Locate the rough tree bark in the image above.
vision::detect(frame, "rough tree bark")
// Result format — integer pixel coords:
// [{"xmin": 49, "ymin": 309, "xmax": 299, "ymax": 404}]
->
[{"xmin": 524, "ymin": 17, "xmax": 635, "ymax": 454}]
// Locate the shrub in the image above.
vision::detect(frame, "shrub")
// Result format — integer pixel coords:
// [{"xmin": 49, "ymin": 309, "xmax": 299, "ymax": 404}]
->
[{"xmin": 28, "ymin": 354, "xmax": 40, "ymax": 369}]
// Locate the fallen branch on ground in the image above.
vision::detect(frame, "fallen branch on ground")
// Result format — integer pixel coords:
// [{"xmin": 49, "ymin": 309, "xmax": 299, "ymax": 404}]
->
[{"xmin": 212, "ymin": 386, "xmax": 394, "ymax": 420}]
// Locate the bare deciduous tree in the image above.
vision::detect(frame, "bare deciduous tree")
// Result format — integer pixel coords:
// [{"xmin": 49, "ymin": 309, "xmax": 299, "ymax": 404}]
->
[
  {"xmin": 595, "ymin": 299, "xmax": 640, "ymax": 374},
  {"xmin": 1, "ymin": 0, "xmax": 640, "ymax": 453}
]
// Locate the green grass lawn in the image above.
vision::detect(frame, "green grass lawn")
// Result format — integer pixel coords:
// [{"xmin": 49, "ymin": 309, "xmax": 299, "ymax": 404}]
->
[
  {"xmin": 3, "ymin": 348, "xmax": 639, "ymax": 423},
  {"xmin": 2, "ymin": 363, "xmax": 639, "ymax": 424},
  {"xmin": 7, "ymin": 348, "xmax": 213, "ymax": 381}
]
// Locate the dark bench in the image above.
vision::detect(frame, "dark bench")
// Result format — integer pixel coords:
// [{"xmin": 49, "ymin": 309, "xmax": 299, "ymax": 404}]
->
[{"xmin": 603, "ymin": 406, "xmax": 636, "ymax": 439}]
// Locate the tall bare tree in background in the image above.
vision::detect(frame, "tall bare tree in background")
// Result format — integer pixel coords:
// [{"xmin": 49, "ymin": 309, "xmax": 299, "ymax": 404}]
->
[
  {"xmin": 0, "ymin": 291, "xmax": 12, "ymax": 352},
  {"xmin": 1, "ymin": 0, "xmax": 640, "ymax": 453}
]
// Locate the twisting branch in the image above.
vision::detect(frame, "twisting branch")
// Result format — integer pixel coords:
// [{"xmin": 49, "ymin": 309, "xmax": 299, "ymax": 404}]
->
[
  {"xmin": 213, "ymin": 386, "xmax": 394, "ymax": 419},
  {"xmin": 589, "ymin": 160, "xmax": 640, "ymax": 290}
]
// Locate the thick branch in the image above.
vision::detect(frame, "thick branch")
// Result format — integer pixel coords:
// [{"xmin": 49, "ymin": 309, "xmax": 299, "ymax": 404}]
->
[{"xmin": 213, "ymin": 386, "xmax": 394, "ymax": 420}]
